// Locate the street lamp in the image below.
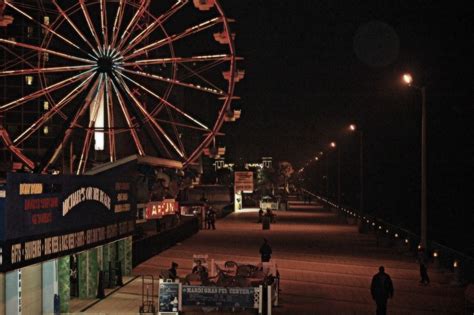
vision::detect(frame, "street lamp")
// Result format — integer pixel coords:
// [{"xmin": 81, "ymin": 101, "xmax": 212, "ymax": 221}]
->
[
  {"xmin": 329, "ymin": 142, "xmax": 340, "ymax": 206},
  {"xmin": 402, "ymin": 73, "xmax": 427, "ymax": 249},
  {"xmin": 349, "ymin": 124, "xmax": 364, "ymax": 213}
]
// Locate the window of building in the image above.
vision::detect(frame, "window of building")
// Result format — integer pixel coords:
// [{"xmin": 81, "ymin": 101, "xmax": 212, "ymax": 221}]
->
[
  {"xmin": 43, "ymin": 126, "xmax": 49, "ymax": 135},
  {"xmin": 27, "ymin": 26, "xmax": 34, "ymax": 38},
  {"xmin": 25, "ymin": 76, "xmax": 34, "ymax": 85},
  {"xmin": 43, "ymin": 101, "xmax": 49, "ymax": 111}
]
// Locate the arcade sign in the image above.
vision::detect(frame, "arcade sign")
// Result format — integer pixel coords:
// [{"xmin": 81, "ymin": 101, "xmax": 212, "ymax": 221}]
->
[
  {"xmin": 234, "ymin": 171, "xmax": 254, "ymax": 193},
  {"xmin": 145, "ymin": 199, "xmax": 178, "ymax": 219}
]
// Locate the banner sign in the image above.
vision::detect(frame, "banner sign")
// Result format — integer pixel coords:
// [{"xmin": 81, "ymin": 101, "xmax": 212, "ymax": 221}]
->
[
  {"xmin": 182, "ymin": 286, "xmax": 258, "ymax": 309},
  {"xmin": 234, "ymin": 171, "xmax": 254, "ymax": 193},
  {"xmin": 145, "ymin": 199, "xmax": 178, "ymax": 220},
  {"xmin": 158, "ymin": 280, "xmax": 181, "ymax": 313},
  {"xmin": 0, "ymin": 172, "xmax": 135, "ymax": 272}
]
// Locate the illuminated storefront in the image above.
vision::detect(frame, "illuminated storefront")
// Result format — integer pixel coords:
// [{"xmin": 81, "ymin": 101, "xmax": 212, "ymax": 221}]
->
[{"xmin": 0, "ymin": 173, "xmax": 135, "ymax": 314}]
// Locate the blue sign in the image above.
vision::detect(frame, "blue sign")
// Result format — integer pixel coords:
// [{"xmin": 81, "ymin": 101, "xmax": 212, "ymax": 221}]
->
[{"xmin": 182, "ymin": 286, "xmax": 257, "ymax": 309}]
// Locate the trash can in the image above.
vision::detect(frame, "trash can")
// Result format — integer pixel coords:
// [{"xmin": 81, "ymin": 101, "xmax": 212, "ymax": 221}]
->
[{"xmin": 262, "ymin": 216, "xmax": 271, "ymax": 230}]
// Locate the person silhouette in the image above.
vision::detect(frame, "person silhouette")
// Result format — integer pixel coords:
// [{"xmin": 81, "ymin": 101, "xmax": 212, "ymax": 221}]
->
[
  {"xmin": 370, "ymin": 266, "xmax": 394, "ymax": 315},
  {"xmin": 259, "ymin": 238, "xmax": 272, "ymax": 262}
]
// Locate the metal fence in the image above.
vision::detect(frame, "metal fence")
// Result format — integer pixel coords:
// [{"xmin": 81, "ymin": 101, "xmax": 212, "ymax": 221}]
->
[{"xmin": 303, "ymin": 189, "xmax": 474, "ymax": 284}]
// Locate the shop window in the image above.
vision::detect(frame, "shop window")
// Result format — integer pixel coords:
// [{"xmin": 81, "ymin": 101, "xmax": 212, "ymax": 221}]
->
[{"xmin": 25, "ymin": 75, "xmax": 34, "ymax": 85}]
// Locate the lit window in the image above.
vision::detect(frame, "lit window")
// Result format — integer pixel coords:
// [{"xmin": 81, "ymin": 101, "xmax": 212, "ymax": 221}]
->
[
  {"xmin": 43, "ymin": 126, "xmax": 49, "ymax": 135},
  {"xmin": 43, "ymin": 101, "xmax": 49, "ymax": 111},
  {"xmin": 27, "ymin": 26, "xmax": 34, "ymax": 38},
  {"xmin": 43, "ymin": 52, "xmax": 49, "ymax": 62},
  {"xmin": 25, "ymin": 76, "xmax": 34, "ymax": 85},
  {"xmin": 43, "ymin": 16, "xmax": 50, "ymax": 26}
]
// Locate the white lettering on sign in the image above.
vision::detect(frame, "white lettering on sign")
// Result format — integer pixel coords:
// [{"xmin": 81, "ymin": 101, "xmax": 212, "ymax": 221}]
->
[
  {"xmin": 117, "ymin": 193, "xmax": 128, "ymax": 201},
  {"xmin": 62, "ymin": 187, "xmax": 111, "ymax": 216},
  {"xmin": 11, "ymin": 244, "xmax": 22, "ymax": 264},
  {"xmin": 114, "ymin": 203, "xmax": 130, "ymax": 213},
  {"xmin": 24, "ymin": 240, "xmax": 41, "ymax": 260},
  {"xmin": 19, "ymin": 183, "xmax": 43, "ymax": 195}
]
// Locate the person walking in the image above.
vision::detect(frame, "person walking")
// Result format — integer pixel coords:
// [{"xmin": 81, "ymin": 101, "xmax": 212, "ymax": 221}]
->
[
  {"xmin": 417, "ymin": 247, "xmax": 430, "ymax": 285},
  {"xmin": 259, "ymin": 238, "xmax": 272, "ymax": 262},
  {"xmin": 208, "ymin": 206, "xmax": 216, "ymax": 230},
  {"xmin": 258, "ymin": 208, "xmax": 264, "ymax": 223},
  {"xmin": 168, "ymin": 262, "xmax": 179, "ymax": 281},
  {"xmin": 370, "ymin": 266, "xmax": 394, "ymax": 315}
]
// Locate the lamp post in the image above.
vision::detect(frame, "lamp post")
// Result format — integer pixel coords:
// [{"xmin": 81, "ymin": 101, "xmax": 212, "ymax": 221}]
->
[
  {"xmin": 329, "ymin": 142, "xmax": 340, "ymax": 205},
  {"xmin": 349, "ymin": 124, "xmax": 364, "ymax": 213},
  {"xmin": 403, "ymin": 73, "xmax": 427, "ymax": 249}
]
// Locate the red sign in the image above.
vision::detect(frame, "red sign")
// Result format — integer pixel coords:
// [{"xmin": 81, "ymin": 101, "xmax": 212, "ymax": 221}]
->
[{"xmin": 145, "ymin": 199, "xmax": 179, "ymax": 219}]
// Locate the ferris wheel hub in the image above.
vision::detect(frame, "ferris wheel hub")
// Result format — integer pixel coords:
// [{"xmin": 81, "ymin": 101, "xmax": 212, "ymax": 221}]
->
[{"xmin": 97, "ymin": 57, "xmax": 114, "ymax": 74}]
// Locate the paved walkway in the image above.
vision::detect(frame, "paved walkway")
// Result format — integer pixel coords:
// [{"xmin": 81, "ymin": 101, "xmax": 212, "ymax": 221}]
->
[{"xmin": 82, "ymin": 200, "xmax": 466, "ymax": 314}]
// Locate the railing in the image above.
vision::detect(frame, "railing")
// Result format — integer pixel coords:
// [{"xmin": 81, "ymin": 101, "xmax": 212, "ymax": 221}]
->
[
  {"xmin": 132, "ymin": 217, "xmax": 199, "ymax": 267},
  {"xmin": 302, "ymin": 189, "xmax": 474, "ymax": 284}
]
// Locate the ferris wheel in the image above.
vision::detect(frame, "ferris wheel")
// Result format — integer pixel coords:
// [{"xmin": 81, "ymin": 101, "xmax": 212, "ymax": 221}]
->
[{"xmin": 0, "ymin": 0, "xmax": 242, "ymax": 174}]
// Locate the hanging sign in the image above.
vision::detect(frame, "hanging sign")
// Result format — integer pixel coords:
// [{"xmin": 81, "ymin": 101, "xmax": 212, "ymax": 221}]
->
[{"xmin": 146, "ymin": 199, "xmax": 178, "ymax": 219}]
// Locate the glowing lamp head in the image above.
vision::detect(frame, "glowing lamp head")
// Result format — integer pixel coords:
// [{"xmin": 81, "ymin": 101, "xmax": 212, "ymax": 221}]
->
[
  {"xmin": 405, "ymin": 238, "xmax": 409, "ymax": 244},
  {"xmin": 330, "ymin": 142, "xmax": 336, "ymax": 148},
  {"xmin": 349, "ymin": 124, "xmax": 356, "ymax": 131},
  {"xmin": 314, "ymin": 157, "xmax": 319, "ymax": 161},
  {"xmin": 433, "ymin": 251, "xmax": 438, "ymax": 258},
  {"xmin": 453, "ymin": 260, "xmax": 458, "ymax": 268},
  {"xmin": 402, "ymin": 73, "xmax": 413, "ymax": 85}
]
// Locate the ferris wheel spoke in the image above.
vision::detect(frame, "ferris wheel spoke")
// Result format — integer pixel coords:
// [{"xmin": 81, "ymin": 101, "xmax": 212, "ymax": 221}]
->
[
  {"xmin": 100, "ymin": 0, "xmax": 109, "ymax": 48},
  {"xmin": 79, "ymin": 0, "xmax": 102, "ymax": 52},
  {"xmin": 154, "ymin": 118, "xmax": 212, "ymax": 133},
  {"xmin": 14, "ymin": 72, "xmax": 96, "ymax": 145},
  {"xmin": 41, "ymin": 76, "xmax": 102, "ymax": 172},
  {"xmin": 122, "ymin": 67, "xmax": 225, "ymax": 96},
  {"xmin": 124, "ymin": 54, "xmax": 235, "ymax": 67},
  {"xmin": 0, "ymin": 38, "xmax": 95, "ymax": 64},
  {"xmin": 115, "ymin": 0, "xmax": 149, "ymax": 52},
  {"xmin": 110, "ymin": 0, "xmax": 126, "ymax": 48},
  {"xmin": 104, "ymin": 75, "xmax": 116, "ymax": 162},
  {"xmin": 124, "ymin": 17, "xmax": 224, "ymax": 61},
  {"xmin": 178, "ymin": 61, "xmax": 225, "ymax": 93},
  {"xmin": 4, "ymin": 0, "xmax": 91, "ymax": 55},
  {"xmin": 0, "ymin": 128, "xmax": 36, "ymax": 170},
  {"xmin": 110, "ymin": 78, "xmax": 145, "ymax": 156},
  {"xmin": 51, "ymin": 0, "xmax": 99, "ymax": 56},
  {"xmin": 0, "ymin": 68, "xmax": 96, "ymax": 112},
  {"xmin": 113, "ymin": 72, "xmax": 185, "ymax": 158},
  {"xmin": 77, "ymin": 74, "xmax": 106, "ymax": 174},
  {"xmin": 119, "ymin": 71, "xmax": 211, "ymax": 131},
  {"xmin": 121, "ymin": 0, "xmax": 187, "ymax": 55},
  {"xmin": 0, "ymin": 65, "xmax": 94, "ymax": 77}
]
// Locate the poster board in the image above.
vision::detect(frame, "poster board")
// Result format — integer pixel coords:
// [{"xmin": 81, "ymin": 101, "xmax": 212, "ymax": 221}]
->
[{"xmin": 158, "ymin": 279, "xmax": 181, "ymax": 314}]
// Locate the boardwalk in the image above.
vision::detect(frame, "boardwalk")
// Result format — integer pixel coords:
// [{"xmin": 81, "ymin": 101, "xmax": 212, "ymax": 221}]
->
[{"xmin": 82, "ymin": 200, "xmax": 466, "ymax": 314}]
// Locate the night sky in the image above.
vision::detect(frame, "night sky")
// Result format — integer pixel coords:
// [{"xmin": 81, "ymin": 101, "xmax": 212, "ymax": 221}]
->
[{"xmin": 218, "ymin": 1, "xmax": 473, "ymax": 253}]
